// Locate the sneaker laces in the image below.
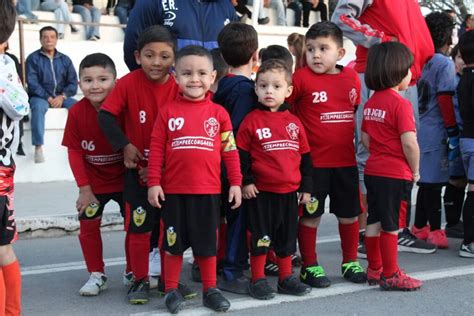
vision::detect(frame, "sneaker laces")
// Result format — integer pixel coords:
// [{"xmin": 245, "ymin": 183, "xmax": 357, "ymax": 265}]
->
[
  {"xmin": 342, "ymin": 261, "xmax": 364, "ymax": 275},
  {"xmin": 306, "ymin": 265, "xmax": 326, "ymax": 277},
  {"xmin": 86, "ymin": 273, "xmax": 105, "ymax": 287}
]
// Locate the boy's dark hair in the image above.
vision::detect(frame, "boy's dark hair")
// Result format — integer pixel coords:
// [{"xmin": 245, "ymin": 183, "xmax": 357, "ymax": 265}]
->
[
  {"xmin": 305, "ymin": 21, "xmax": 343, "ymax": 47},
  {"xmin": 137, "ymin": 25, "xmax": 177, "ymax": 54},
  {"xmin": 210, "ymin": 48, "xmax": 229, "ymax": 82},
  {"xmin": 176, "ymin": 45, "xmax": 213, "ymax": 67},
  {"xmin": 260, "ymin": 45, "xmax": 294, "ymax": 73},
  {"xmin": 450, "ymin": 44, "xmax": 460, "ymax": 61},
  {"xmin": 365, "ymin": 42, "xmax": 413, "ymax": 91},
  {"xmin": 425, "ymin": 12, "xmax": 455, "ymax": 50},
  {"xmin": 218, "ymin": 22, "xmax": 258, "ymax": 67},
  {"xmin": 39, "ymin": 26, "xmax": 58, "ymax": 39},
  {"xmin": 459, "ymin": 30, "xmax": 474, "ymax": 64},
  {"xmin": 256, "ymin": 59, "xmax": 292, "ymax": 86},
  {"xmin": 79, "ymin": 53, "xmax": 117, "ymax": 78},
  {"xmin": 0, "ymin": 0, "xmax": 16, "ymax": 44}
]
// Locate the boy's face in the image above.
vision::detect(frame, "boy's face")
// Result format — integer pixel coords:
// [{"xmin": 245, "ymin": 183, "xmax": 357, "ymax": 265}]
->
[
  {"xmin": 134, "ymin": 42, "xmax": 174, "ymax": 83},
  {"xmin": 174, "ymin": 55, "xmax": 216, "ymax": 101},
  {"xmin": 79, "ymin": 66, "xmax": 116, "ymax": 108},
  {"xmin": 255, "ymin": 70, "xmax": 293, "ymax": 111},
  {"xmin": 305, "ymin": 36, "xmax": 344, "ymax": 75},
  {"xmin": 454, "ymin": 50, "xmax": 465, "ymax": 74}
]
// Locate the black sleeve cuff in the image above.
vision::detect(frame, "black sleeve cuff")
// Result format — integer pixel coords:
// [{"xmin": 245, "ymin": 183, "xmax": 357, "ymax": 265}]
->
[
  {"xmin": 239, "ymin": 149, "xmax": 255, "ymax": 185},
  {"xmin": 98, "ymin": 110, "xmax": 130, "ymax": 152},
  {"xmin": 299, "ymin": 153, "xmax": 313, "ymax": 193}
]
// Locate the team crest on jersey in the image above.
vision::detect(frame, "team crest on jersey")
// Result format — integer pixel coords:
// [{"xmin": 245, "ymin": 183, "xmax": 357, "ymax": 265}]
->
[
  {"xmin": 204, "ymin": 117, "xmax": 220, "ymax": 138},
  {"xmin": 167, "ymin": 226, "xmax": 177, "ymax": 247},
  {"xmin": 306, "ymin": 197, "xmax": 319, "ymax": 214},
  {"xmin": 257, "ymin": 235, "xmax": 271, "ymax": 248},
  {"xmin": 349, "ymin": 88, "xmax": 358, "ymax": 106},
  {"xmin": 133, "ymin": 206, "xmax": 146, "ymax": 227},
  {"xmin": 286, "ymin": 123, "xmax": 300, "ymax": 140},
  {"xmin": 85, "ymin": 202, "xmax": 100, "ymax": 218}
]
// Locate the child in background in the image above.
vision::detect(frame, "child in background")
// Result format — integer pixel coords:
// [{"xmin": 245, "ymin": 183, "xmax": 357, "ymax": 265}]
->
[
  {"xmin": 362, "ymin": 42, "xmax": 422, "ymax": 290},
  {"xmin": 260, "ymin": 45, "xmax": 294, "ymax": 73},
  {"xmin": 458, "ymin": 30, "xmax": 474, "ymax": 257},
  {"xmin": 147, "ymin": 45, "xmax": 242, "ymax": 314},
  {"xmin": 287, "ymin": 22, "xmax": 365, "ymax": 288},
  {"xmin": 62, "ymin": 53, "xmax": 126, "ymax": 296},
  {"xmin": 0, "ymin": 1, "xmax": 29, "ymax": 314},
  {"xmin": 287, "ymin": 32, "xmax": 305, "ymax": 70},
  {"xmin": 237, "ymin": 59, "xmax": 312, "ymax": 300},
  {"xmin": 210, "ymin": 48, "xmax": 229, "ymax": 94},
  {"xmin": 413, "ymin": 12, "xmax": 459, "ymax": 249}
]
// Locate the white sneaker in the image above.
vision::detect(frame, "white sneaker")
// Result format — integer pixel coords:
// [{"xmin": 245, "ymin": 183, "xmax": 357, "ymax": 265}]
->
[
  {"xmin": 34, "ymin": 148, "xmax": 45, "ymax": 163},
  {"xmin": 149, "ymin": 276, "xmax": 159, "ymax": 289},
  {"xmin": 459, "ymin": 243, "xmax": 474, "ymax": 258},
  {"xmin": 123, "ymin": 271, "xmax": 134, "ymax": 287},
  {"xmin": 149, "ymin": 248, "xmax": 161, "ymax": 277},
  {"xmin": 79, "ymin": 272, "xmax": 108, "ymax": 296}
]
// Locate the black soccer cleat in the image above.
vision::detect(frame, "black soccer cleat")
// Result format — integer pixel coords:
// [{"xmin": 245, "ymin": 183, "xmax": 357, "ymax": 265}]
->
[
  {"xmin": 278, "ymin": 275, "xmax": 312, "ymax": 296},
  {"xmin": 165, "ymin": 289, "xmax": 186, "ymax": 314},
  {"xmin": 127, "ymin": 279, "xmax": 149, "ymax": 305},
  {"xmin": 248, "ymin": 278, "xmax": 276, "ymax": 300},
  {"xmin": 203, "ymin": 288, "xmax": 231, "ymax": 312}
]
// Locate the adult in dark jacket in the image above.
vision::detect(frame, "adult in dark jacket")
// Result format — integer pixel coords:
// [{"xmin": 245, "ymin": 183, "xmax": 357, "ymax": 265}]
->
[
  {"xmin": 123, "ymin": 0, "xmax": 239, "ymax": 70},
  {"xmin": 26, "ymin": 26, "xmax": 77, "ymax": 163}
]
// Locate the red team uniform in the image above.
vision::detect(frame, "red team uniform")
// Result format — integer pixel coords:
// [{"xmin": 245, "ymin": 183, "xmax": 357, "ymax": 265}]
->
[
  {"xmin": 148, "ymin": 93, "xmax": 241, "ymax": 293},
  {"xmin": 62, "ymin": 98, "xmax": 125, "ymax": 274}
]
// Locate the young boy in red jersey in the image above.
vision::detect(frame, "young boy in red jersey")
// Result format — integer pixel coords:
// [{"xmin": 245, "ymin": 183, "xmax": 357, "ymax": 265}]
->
[
  {"xmin": 62, "ymin": 53, "xmax": 126, "ymax": 296},
  {"xmin": 237, "ymin": 59, "xmax": 312, "ymax": 300},
  {"xmin": 148, "ymin": 45, "xmax": 242, "ymax": 314},
  {"xmin": 98, "ymin": 26, "xmax": 195, "ymax": 304},
  {"xmin": 287, "ymin": 22, "xmax": 366, "ymax": 288},
  {"xmin": 0, "ymin": 1, "xmax": 29, "ymax": 314},
  {"xmin": 362, "ymin": 42, "xmax": 422, "ymax": 290}
]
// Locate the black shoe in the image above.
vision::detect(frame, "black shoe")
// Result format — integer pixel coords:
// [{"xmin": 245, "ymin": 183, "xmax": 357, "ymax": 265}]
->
[
  {"xmin": 158, "ymin": 280, "xmax": 197, "ymax": 299},
  {"xmin": 341, "ymin": 261, "xmax": 367, "ymax": 283},
  {"xmin": 248, "ymin": 278, "xmax": 276, "ymax": 300},
  {"xmin": 278, "ymin": 275, "xmax": 311, "ymax": 296},
  {"xmin": 264, "ymin": 261, "xmax": 279, "ymax": 276},
  {"xmin": 357, "ymin": 231, "xmax": 367, "ymax": 259},
  {"xmin": 258, "ymin": 17, "xmax": 270, "ymax": 25},
  {"xmin": 291, "ymin": 254, "xmax": 303, "ymax": 267},
  {"xmin": 191, "ymin": 261, "xmax": 201, "ymax": 282},
  {"xmin": 398, "ymin": 228, "xmax": 437, "ymax": 254},
  {"xmin": 445, "ymin": 221, "xmax": 464, "ymax": 239},
  {"xmin": 203, "ymin": 288, "xmax": 230, "ymax": 312},
  {"xmin": 300, "ymin": 265, "xmax": 331, "ymax": 288},
  {"xmin": 127, "ymin": 279, "xmax": 149, "ymax": 304},
  {"xmin": 16, "ymin": 142, "xmax": 25, "ymax": 156},
  {"xmin": 217, "ymin": 276, "xmax": 249, "ymax": 294},
  {"xmin": 70, "ymin": 25, "xmax": 79, "ymax": 33},
  {"xmin": 165, "ymin": 289, "xmax": 185, "ymax": 314}
]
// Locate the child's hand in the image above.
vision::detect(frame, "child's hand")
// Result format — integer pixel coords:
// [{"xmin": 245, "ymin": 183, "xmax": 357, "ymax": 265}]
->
[
  {"xmin": 298, "ymin": 192, "xmax": 311, "ymax": 205},
  {"xmin": 138, "ymin": 166, "xmax": 148, "ymax": 183},
  {"xmin": 413, "ymin": 172, "xmax": 420, "ymax": 183},
  {"xmin": 148, "ymin": 185, "xmax": 165, "ymax": 208},
  {"xmin": 76, "ymin": 186, "xmax": 99, "ymax": 216},
  {"xmin": 228, "ymin": 185, "xmax": 242, "ymax": 209},
  {"xmin": 123, "ymin": 143, "xmax": 144, "ymax": 169},
  {"xmin": 242, "ymin": 184, "xmax": 259, "ymax": 199}
]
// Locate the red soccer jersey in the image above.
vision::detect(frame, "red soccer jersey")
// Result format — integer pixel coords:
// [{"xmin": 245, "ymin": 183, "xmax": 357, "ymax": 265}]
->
[
  {"xmin": 62, "ymin": 98, "xmax": 125, "ymax": 194},
  {"xmin": 101, "ymin": 69, "xmax": 179, "ymax": 163},
  {"xmin": 237, "ymin": 108, "xmax": 310, "ymax": 193},
  {"xmin": 148, "ymin": 93, "xmax": 242, "ymax": 194},
  {"xmin": 287, "ymin": 66, "xmax": 361, "ymax": 168},
  {"xmin": 362, "ymin": 89, "xmax": 416, "ymax": 181}
]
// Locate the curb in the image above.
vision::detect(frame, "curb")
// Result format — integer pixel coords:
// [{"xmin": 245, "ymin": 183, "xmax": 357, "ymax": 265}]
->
[{"xmin": 16, "ymin": 211, "xmax": 124, "ymax": 239}]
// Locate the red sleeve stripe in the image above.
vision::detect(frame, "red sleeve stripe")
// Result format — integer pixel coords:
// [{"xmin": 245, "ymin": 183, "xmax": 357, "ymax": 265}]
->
[{"xmin": 339, "ymin": 15, "xmax": 386, "ymax": 39}]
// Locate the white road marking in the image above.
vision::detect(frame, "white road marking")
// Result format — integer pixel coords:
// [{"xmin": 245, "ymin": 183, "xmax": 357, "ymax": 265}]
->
[{"xmin": 130, "ymin": 265, "xmax": 474, "ymax": 316}]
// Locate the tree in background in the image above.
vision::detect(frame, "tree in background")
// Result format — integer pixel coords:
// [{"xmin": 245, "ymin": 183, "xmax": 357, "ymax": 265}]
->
[{"xmin": 419, "ymin": 0, "xmax": 470, "ymax": 22}]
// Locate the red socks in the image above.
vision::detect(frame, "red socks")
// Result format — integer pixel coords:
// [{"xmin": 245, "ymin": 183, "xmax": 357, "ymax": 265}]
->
[
  {"xmin": 0, "ymin": 268, "xmax": 5, "ymax": 314},
  {"xmin": 250, "ymin": 254, "xmax": 266, "ymax": 282},
  {"xmin": 2, "ymin": 261, "xmax": 21, "ymax": 316},
  {"xmin": 79, "ymin": 219, "xmax": 104, "ymax": 273},
  {"xmin": 380, "ymin": 232, "xmax": 399, "ymax": 277},
  {"xmin": 217, "ymin": 222, "xmax": 227, "ymax": 262},
  {"xmin": 164, "ymin": 253, "xmax": 183, "ymax": 292},
  {"xmin": 298, "ymin": 223, "xmax": 317, "ymax": 267},
  {"xmin": 196, "ymin": 256, "xmax": 217, "ymax": 292},
  {"xmin": 365, "ymin": 236, "xmax": 382, "ymax": 270},
  {"xmin": 338, "ymin": 221, "xmax": 359, "ymax": 263},
  {"xmin": 128, "ymin": 232, "xmax": 151, "ymax": 281},
  {"xmin": 276, "ymin": 256, "xmax": 292, "ymax": 281}
]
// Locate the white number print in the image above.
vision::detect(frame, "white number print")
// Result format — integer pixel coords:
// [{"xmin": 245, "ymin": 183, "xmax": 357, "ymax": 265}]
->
[
  {"xmin": 256, "ymin": 128, "xmax": 272, "ymax": 140},
  {"xmin": 81, "ymin": 140, "xmax": 95, "ymax": 151},
  {"xmin": 168, "ymin": 117, "xmax": 185, "ymax": 131},
  {"xmin": 312, "ymin": 91, "xmax": 328, "ymax": 103},
  {"xmin": 139, "ymin": 110, "xmax": 147, "ymax": 123}
]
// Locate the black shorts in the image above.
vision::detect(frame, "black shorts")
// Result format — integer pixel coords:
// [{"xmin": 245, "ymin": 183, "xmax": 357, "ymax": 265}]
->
[
  {"xmin": 302, "ymin": 166, "xmax": 361, "ymax": 219},
  {"xmin": 247, "ymin": 191, "xmax": 298, "ymax": 257},
  {"xmin": 79, "ymin": 192, "xmax": 124, "ymax": 220},
  {"xmin": 161, "ymin": 194, "xmax": 220, "ymax": 256},
  {"xmin": 365, "ymin": 175, "xmax": 413, "ymax": 232},
  {"xmin": 124, "ymin": 169, "xmax": 159, "ymax": 233},
  {"xmin": 0, "ymin": 192, "xmax": 16, "ymax": 246}
]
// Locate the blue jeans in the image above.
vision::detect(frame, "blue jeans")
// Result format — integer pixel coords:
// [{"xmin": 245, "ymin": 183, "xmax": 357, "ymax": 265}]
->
[
  {"xmin": 16, "ymin": 0, "xmax": 39, "ymax": 20},
  {"xmin": 73, "ymin": 5, "xmax": 101, "ymax": 39},
  {"xmin": 30, "ymin": 97, "xmax": 76, "ymax": 146},
  {"xmin": 40, "ymin": 0, "xmax": 71, "ymax": 35},
  {"xmin": 115, "ymin": 4, "xmax": 131, "ymax": 26}
]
